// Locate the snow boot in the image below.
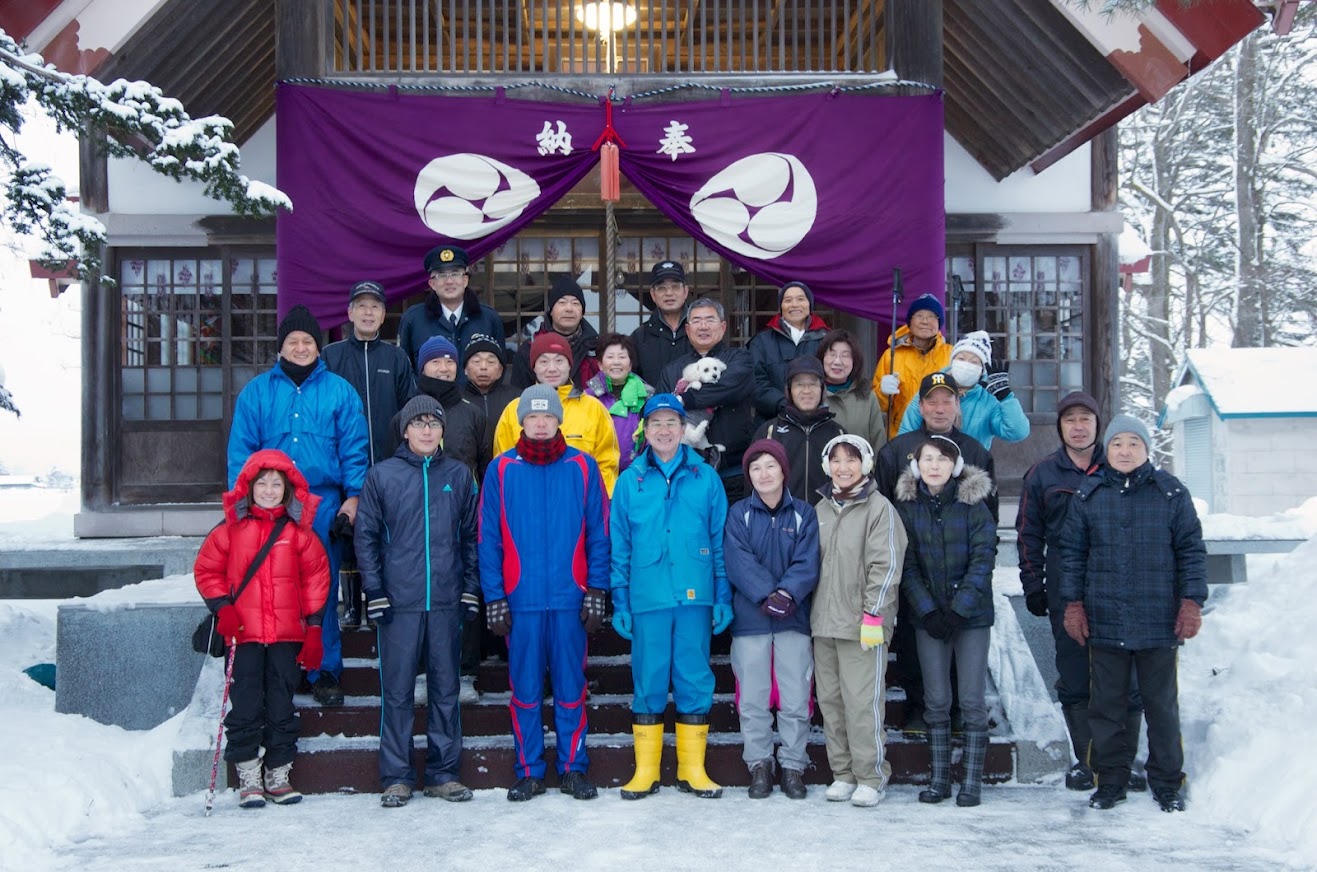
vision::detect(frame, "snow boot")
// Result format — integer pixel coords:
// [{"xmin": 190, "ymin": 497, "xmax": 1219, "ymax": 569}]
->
[
  {"xmin": 339, "ymin": 567, "xmax": 361, "ymax": 629},
  {"xmin": 506, "ymin": 776, "xmax": 545, "ymax": 802},
  {"xmin": 559, "ymin": 771, "xmax": 598, "ymax": 800},
  {"xmin": 747, "ymin": 760, "xmax": 774, "ymax": 799},
  {"xmin": 1089, "ymin": 781, "xmax": 1127, "ymax": 810},
  {"xmin": 263, "ymin": 761, "xmax": 302, "ymax": 804},
  {"xmin": 1124, "ymin": 711, "xmax": 1148, "ymax": 792},
  {"xmin": 311, "ymin": 673, "xmax": 344, "ymax": 707},
  {"xmin": 674, "ymin": 715, "xmax": 722, "ymax": 798},
  {"xmin": 956, "ymin": 728, "xmax": 988, "ymax": 807},
  {"xmin": 780, "ymin": 768, "xmax": 808, "ymax": 800},
  {"xmin": 919, "ymin": 723, "xmax": 953, "ymax": 804},
  {"xmin": 235, "ymin": 758, "xmax": 266, "ymax": 809},
  {"xmin": 1062, "ymin": 705, "xmax": 1095, "ymax": 791},
  {"xmin": 1153, "ymin": 785, "xmax": 1186, "ymax": 812},
  {"xmin": 620, "ymin": 718, "xmax": 664, "ymax": 799}
]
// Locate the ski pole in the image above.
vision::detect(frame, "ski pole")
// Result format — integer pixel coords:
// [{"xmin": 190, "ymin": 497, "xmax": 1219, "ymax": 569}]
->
[
  {"xmin": 889, "ymin": 268, "xmax": 904, "ymax": 376},
  {"xmin": 204, "ymin": 641, "xmax": 238, "ymax": 816},
  {"xmin": 949, "ymin": 274, "xmax": 966, "ymax": 344}
]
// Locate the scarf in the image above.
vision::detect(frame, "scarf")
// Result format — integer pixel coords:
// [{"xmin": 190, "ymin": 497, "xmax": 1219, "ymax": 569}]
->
[
  {"xmin": 516, "ymin": 431, "xmax": 567, "ymax": 465},
  {"xmin": 826, "ymin": 379, "xmax": 852, "ymax": 395},
  {"xmin": 606, "ymin": 373, "xmax": 649, "ymax": 417},
  {"xmin": 417, "ymin": 373, "xmax": 461, "ymax": 408},
  {"xmin": 785, "ymin": 404, "xmax": 832, "ymax": 427},
  {"xmin": 829, "ymin": 474, "xmax": 869, "ymax": 505},
  {"xmin": 279, "ymin": 358, "xmax": 316, "ymax": 386}
]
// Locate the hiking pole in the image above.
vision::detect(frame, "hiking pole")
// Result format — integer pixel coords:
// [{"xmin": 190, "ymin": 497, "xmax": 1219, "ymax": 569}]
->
[
  {"xmin": 204, "ymin": 641, "xmax": 238, "ymax": 816},
  {"xmin": 949, "ymin": 274, "xmax": 966, "ymax": 344},
  {"xmin": 889, "ymin": 268, "xmax": 904, "ymax": 377}
]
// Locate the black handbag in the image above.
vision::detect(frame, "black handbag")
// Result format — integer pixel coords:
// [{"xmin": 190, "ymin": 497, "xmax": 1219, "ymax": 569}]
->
[{"xmin": 192, "ymin": 516, "xmax": 291, "ymax": 657}]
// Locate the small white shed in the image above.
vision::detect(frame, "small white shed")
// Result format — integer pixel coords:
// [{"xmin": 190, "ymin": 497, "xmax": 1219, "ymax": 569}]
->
[{"xmin": 1160, "ymin": 347, "xmax": 1317, "ymax": 516}]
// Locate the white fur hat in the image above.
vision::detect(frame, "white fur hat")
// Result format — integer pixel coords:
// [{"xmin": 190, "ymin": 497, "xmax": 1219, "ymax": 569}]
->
[{"xmin": 951, "ymin": 330, "xmax": 992, "ymax": 367}]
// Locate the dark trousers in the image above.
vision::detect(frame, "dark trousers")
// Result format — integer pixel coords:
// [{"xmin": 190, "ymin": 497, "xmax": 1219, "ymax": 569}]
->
[
  {"xmin": 1089, "ymin": 646, "xmax": 1183, "ymax": 791},
  {"xmin": 224, "ymin": 641, "xmax": 302, "ymax": 768},
  {"xmin": 721, "ymin": 473, "xmax": 745, "ymax": 504},
  {"xmin": 894, "ymin": 596, "xmax": 924, "ymax": 710},
  {"xmin": 378, "ymin": 610, "xmax": 463, "ymax": 788},
  {"xmin": 1048, "ymin": 585, "xmax": 1142, "ymax": 711},
  {"xmin": 460, "ymin": 594, "xmax": 483, "ymax": 676}
]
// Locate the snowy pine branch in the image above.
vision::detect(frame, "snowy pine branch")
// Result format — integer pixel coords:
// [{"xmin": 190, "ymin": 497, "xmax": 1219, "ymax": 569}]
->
[{"xmin": 0, "ymin": 28, "xmax": 290, "ymax": 286}]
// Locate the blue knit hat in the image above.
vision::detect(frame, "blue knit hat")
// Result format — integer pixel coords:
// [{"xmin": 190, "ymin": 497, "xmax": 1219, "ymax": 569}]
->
[
  {"xmin": 905, "ymin": 293, "xmax": 945, "ymax": 328},
  {"xmin": 417, "ymin": 336, "xmax": 459, "ymax": 372}
]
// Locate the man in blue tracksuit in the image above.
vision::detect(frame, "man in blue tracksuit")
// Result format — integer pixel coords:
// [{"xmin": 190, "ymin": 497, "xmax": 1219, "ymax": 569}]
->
[
  {"xmin": 611, "ymin": 394, "xmax": 733, "ymax": 800},
  {"xmin": 478, "ymin": 385, "xmax": 610, "ymax": 802},
  {"xmin": 355, "ymin": 394, "xmax": 479, "ymax": 807},
  {"xmin": 227, "ymin": 305, "xmax": 369, "ymax": 706}
]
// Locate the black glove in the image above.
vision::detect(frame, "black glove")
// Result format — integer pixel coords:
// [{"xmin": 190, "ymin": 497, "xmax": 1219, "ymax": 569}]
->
[
  {"xmin": 984, "ymin": 360, "xmax": 1011, "ymax": 401},
  {"xmin": 580, "ymin": 588, "xmax": 607, "ymax": 634},
  {"xmin": 760, "ymin": 589, "xmax": 797, "ymax": 620},
  {"xmin": 461, "ymin": 592, "xmax": 480, "ymax": 623},
  {"xmin": 921, "ymin": 610, "xmax": 951, "ymax": 641},
  {"xmin": 330, "ymin": 512, "xmax": 354, "ymax": 543},
  {"xmin": 1026, "ymin": 591, "xmax": 1049, "ymax": 617},
  {"xmin": 486, "ymin": 598, "xmax": 512, "ymax": 636},
  {"xmin": 365, "ymin": 591, "xmax": 392, "ymax": 625},
  {"xmin": 943, "ymin": 608, "xmax": 967, "ymax": 632}
]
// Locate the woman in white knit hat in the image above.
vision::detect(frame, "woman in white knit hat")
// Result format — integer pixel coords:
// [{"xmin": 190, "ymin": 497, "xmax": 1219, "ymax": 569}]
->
[{"xmin": 896, "ymin": 330, "xmax": 1029, "ymax": 450}]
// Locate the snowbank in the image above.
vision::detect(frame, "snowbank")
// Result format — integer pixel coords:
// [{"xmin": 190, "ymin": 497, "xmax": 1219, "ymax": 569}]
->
[{"xmin": 1199, "ymin": 495, "xmax": 1317, "ymax": 541}]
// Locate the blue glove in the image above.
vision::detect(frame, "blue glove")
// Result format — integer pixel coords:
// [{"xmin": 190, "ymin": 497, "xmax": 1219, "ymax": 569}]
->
[
  {"xmin": 612, "ymin": 609, "xmax": 633, "ymax": 640},
  {"xmin": 712, "ymin": 604, "xmax": 734, "ymax": 634}
]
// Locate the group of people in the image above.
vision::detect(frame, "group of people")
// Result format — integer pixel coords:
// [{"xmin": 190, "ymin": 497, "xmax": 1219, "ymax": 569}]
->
[{"xmin": 192, "ymin": 245, "xmax": 1205, "ymax": 816}]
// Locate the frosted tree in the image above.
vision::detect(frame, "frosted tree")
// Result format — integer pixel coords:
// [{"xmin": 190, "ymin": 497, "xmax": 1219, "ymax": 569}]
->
[{"xmin": 0, "ymin": 28, "xmax": 289, "ymax": 286}]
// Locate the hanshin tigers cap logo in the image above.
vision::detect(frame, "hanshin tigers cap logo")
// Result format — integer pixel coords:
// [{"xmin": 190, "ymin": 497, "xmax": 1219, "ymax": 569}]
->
[{"xmin": 919, "ymin": 371, "xmax": 959, "ymax": 400}]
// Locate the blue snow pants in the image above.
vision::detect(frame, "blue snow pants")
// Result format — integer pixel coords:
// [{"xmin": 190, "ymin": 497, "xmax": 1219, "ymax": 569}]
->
[
  {"xmin": 631, "ymin": 606, "xmax": 714, "ymax": 716},
  {"xmin": 507, "ymin": 608, "xmax": 589, "ymax": 779},
  {"xmin": 307, "ymin": 486, "xmax": 342, "ymax": 683},
  {"xmin": 377, "ymin": 609, "xmax": 463, "ymax": 789}
]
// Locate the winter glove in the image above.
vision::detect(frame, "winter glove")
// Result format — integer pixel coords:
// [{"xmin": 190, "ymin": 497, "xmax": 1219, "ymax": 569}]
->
[
  {"xmin": 612, "ymin": 609, "xmax": 633, "ymax": 640},
  {"xmin": 1063, "ymin": 602, "xmax": 1089, "ymax": 646},
  {"xmin": 879, "ymin": 373, "xmax": 901, "ymax": 396},
  {"xmin": 760, "ymin": 589, "xmax": 797, "ymax": 620},
  {"xmin": 984, "ymin": 361, "xmax": 1011, "ymax": 401},
  {"xmin": 365, "ymin": 592, "xmax": 393, "ymax": 626},
  {"xmin": 215, "ymin": 604, "xmax": 242, "ymax": 641},
  {"xmin": 943, "ymin": 609, "xmax": 966, "ymax": 632},
  {"xmin": 712, "ymin": 604, "xmax": 734, "ymax": 635},
  {"xmin": 1025, "ymin": 591, "xmax": 1049, "ymax": 618},
  {"xmin": 1174, "ymin": 599, "xmax": 1202, "ymax": 641},
  {"xmin": 461, "ymin": 592, "xmax": 481, "ymax": 623},
  {"xmin": 859, "ymin": 613, "xmax": 885, "ymax": 651},
  {"xmin": 580, "ymin": 588, "xmax": 607, "ymax": 634},
  {"xmin": 297, "ymin": 626, "xmax": 324, "ymax": 671},
  {"xmin": 486, "ymin": 598, "xmax": 512, "ymax": 636},
  {"xmin": 330, "ymin": 512, "xmax": 354, "ymax": 544},
  {"xmin": 921, "ymin": 610, "xmax": 951, "ymax": 641}
]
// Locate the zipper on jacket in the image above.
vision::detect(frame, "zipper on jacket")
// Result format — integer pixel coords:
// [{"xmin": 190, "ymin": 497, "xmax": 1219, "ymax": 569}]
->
[
  {"xmin": 423, "ymin": 454, "xmax": 432, "ymax": 610},
  {"xmin": 363, "ymin": 342, "xmax": 375, "ymax": 464}
]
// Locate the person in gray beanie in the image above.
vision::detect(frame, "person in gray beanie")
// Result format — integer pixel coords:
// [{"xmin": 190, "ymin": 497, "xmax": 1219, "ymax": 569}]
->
[
  {"xmin": 1102, "ymin": 414, "xmax": 1152, "ymax": 454},
  {"xmin": 396, "ymin": 394, "xmax": 444, "ymax": 437},
  {"xmin": 516, "ymin": 383, "xmax": 564, "ymax": 425}
]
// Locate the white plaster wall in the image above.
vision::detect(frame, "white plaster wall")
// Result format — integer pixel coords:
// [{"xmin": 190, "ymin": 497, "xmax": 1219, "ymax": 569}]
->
[
  {"xmin": 944, "ymin": 133, "xmax": 1091, "ymax": 214},
  {"xmin": 1221, "ymin": 418, "xmax": 1317, "ymax": 516},
  {"xmin": 105, "ymin": 117, "xmax": 277, "ymax": 215}
]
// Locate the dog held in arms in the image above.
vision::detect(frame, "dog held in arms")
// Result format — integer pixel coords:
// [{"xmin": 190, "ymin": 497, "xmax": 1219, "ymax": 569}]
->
[{"xmin": 676, "ymin": 356, "xmax": 727, "ymax": 458}]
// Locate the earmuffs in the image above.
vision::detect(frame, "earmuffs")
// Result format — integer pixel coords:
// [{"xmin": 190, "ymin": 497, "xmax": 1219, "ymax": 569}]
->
[
  {"xmin": 908, "ymin": 435, "xmax": 964, "ymax": 479},
  {"xmin": 821, "ymin": 434, "xmax": 875, "ymax": 477}
]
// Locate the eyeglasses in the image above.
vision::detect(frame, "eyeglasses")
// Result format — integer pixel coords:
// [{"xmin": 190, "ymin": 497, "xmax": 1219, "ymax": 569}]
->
[
  {"xmin": 652, "ymin": 281, "xmax": 684, "ymax": 292},
  {"xmin": 688, "ymin": 316, "xmax": 722, "ymax": 326},
  {"xmin": 646, "ymin": 420, "xmax": 684, "ymax": 430},
  {"xmin": 408, "ymin": 418, "xmax": 443, "ymax": 430},
  {"xmin": 430, "ymin": 269, "xmax": 465, "ymax": 280}
]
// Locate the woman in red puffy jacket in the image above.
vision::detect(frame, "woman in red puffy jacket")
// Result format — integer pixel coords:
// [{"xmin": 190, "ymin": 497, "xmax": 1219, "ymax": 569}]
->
[{"xmin": 194, "ymin": 448, "xmax": 330, "ymax": 809}]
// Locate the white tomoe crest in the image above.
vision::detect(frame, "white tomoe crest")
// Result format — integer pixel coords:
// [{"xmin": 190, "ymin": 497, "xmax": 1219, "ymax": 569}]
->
[
  {"xmin": 689, "ymin": 153, "xmax": 817, "ymax": 260},
  {"xmin": 414, "ymin": 153, "xmax": 542, "ymax": 240}
]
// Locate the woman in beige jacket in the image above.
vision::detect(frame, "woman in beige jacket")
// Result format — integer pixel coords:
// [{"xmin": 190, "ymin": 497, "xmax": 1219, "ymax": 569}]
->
[{"xmin": 811, "ymin": 434, "xmax": 907, "ymax": 808}]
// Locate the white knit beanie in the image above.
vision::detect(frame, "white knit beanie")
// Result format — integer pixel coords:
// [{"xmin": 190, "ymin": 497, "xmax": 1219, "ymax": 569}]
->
[{"xmin": 950, "ymin": 330, "xmax": 992, "ymax": 367}]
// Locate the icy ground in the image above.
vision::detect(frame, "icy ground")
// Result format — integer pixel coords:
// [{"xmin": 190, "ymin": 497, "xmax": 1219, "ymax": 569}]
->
[{"xmin": 2, "ymin": 500, "xmax": 1316, "ymax": 869}]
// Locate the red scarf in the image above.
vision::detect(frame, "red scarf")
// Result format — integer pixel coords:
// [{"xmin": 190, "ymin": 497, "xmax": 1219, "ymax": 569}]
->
[{"xmin": 516, "ymin": 431, "xmax": 567, "ymax": 465}]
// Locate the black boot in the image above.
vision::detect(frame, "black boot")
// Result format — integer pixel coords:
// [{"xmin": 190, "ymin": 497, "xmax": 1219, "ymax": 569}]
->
[
  {"xmin": 747, "ymin": 761, "xmax": 773, "ymax": 799},
  {"xmin": 559, "ymin": 771, "xmax": 598, "ymax": 800},
  {"xmin": 780, "ymin": 768, "xmax": 807, "ymax": 800},
  {"xmin": 919, "ymin": 723, "xmax": 952, "ymax": 804},
  {"xmin": 506, "ymin": 777, "xmax": 545, "ymax": 802},
  {"xmin": 1124, "ymin": 711, "xmax": 1147, "ymax": 792},
  {"xmin": 339, "ymin": 567, "xmax": 362, "ymax": 629},
  {"xmin": 1062, "ymin": 706, "xmax": 1095, "ymax": 791}
]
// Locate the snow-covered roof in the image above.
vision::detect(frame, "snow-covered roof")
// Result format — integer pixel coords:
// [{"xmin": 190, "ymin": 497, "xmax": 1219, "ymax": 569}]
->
[{"xmin": 1175, "ymin": 347, "xmax": 1317, "ymax": 419}]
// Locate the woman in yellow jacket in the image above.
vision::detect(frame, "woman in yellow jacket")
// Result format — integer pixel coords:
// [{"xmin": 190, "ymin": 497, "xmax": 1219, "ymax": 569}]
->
[
  {"xmin": 494, "ymin": 332, "xmax": 620, "ymax": 495},
  {"xmin": 872, "ymin": 294, "xmax": 951, "ymax": 442}
]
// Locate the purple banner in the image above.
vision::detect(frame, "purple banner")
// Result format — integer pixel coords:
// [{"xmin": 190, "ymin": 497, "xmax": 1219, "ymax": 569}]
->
[{"xmin": 275, "ymin": 84, "xmax": 944, "ymax": 326}]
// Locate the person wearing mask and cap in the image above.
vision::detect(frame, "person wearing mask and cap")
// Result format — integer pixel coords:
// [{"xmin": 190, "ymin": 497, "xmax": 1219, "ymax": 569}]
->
[
  {"xmin": 511, "ymin": 276, "xmax": 601, "ymax": 389},
  {"xmin": 354, "ymin": 395, "xmax": 480, "ymax": 808},
  {"xmin": 493, "ymin": 332, "xmax": 619, "ymax": 495},
  {"xmin": 611, "ymin": 394, "xmax": 733, "ymax": 801},
  {"xmin": 897, "ymin": 330, "xmax": 1029, "ymax": 450},
  {"xmin": 757, "ymin": 356, "xmax": 844, "ymax": 506},
  {"xmin": 227, "ymin": 305, "xmax": 370, "ymax": 707},
  {"xmin": 479, "ymin": 385, "xmax": 611, "ymax": 802},
  {"xmin": 398, "ymin": 244, "xmax": 505, "ymax": 372},
  {"xmin": 630, "ymin": 260, "xmax": 693, "ymax": 384},
  {"xmin": 723, "ymin": 438, "xmax": 820, "ymax": 800},
  {"xmin": 461, "ymin": 333, "xmax": 521, "ymax": 482},
  {"xmin": 323, "ymin": 281, "xmax": 415, "ymax": 628},
  {"xmin": 872, "ymin": 293, "xmax": 952, "ymax": 442},
  {"xmin": 1059, "ymin": 415, "xmax": 1207, "ymax": 814},
  {"xmin": 397, "ymin": 336, "xmax": 487, "ymax": 476},
  {"xmin": 749, "ymin": 280, "xmax": 830, "ymax": 422}
]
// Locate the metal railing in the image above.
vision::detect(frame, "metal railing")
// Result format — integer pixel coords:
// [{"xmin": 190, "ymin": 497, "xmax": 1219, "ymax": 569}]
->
[{"xmin": 331, "ymin": 0, "xmax": 884, "ymax": 75}]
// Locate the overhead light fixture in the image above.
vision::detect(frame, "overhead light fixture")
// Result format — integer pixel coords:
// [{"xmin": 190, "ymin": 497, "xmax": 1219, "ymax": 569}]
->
[{"xmin": 576, "ymin": 2, "xmax": 636, "ymax": 33}]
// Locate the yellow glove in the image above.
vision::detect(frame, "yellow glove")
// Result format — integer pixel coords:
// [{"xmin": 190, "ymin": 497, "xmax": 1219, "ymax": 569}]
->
[{"xmin": 859, "ymin": 613, "xmax": 885, "ymax": 651}]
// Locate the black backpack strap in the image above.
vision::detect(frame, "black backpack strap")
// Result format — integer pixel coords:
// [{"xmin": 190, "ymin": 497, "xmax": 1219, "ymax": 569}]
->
[{"xmin": 228, "ymin": 515, "xmax": 292, "ymax": 606}]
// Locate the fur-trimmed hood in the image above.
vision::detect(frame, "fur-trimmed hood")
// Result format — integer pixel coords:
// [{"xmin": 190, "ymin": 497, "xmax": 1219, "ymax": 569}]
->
[{"xmin": 894, "ymin": 464, "xmax": 991, "ymax": 505}]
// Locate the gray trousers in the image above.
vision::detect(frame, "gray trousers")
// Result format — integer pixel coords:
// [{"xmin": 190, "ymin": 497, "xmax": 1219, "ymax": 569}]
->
[
  {"xmin": 916, "ymin": 626, "xmax": 991, "ymax": 731},
  {"xmin": 730, "ymin": 630, "xmax": 814, "ymax": 772},
  {"xmin": 814, "ymin": 636, "xmax": 890, "ymax": 790}
]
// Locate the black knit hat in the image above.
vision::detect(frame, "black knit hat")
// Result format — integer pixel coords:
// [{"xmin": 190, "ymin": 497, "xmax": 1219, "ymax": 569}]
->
[
  {"xmin": 277, "ymin": 305, "xmax": 322, "ymax": 352},
  {"xmin": 546, "ymin": 276, "xmax": 586, "ymax": 313},
  {"xmin": 778, "ymin": 280, "xmax": 815, "ymax": 311},
  {"xmin": 464, "ymin": 333, "xmax": 504, "ymax": 363}
]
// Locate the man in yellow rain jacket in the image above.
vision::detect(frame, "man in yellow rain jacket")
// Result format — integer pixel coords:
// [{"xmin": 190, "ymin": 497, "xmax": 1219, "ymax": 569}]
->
[{"xmin": 872, "ymin": 294, "xmax": 951, "ymax": 442}]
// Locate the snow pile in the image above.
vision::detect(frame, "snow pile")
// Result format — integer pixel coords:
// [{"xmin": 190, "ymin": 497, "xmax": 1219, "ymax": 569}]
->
[
  {"xmin": 1199, "ymin": 495, "xmax": 1317, "ymax": 542},
  {"xmin": 1180, "ymin": 533, "xmax": 1317, "ymax": 863}
]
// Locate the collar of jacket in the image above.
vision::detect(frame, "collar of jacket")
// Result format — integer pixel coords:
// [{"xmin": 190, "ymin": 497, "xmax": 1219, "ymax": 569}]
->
[
  {"xmin": 746, "ymin": 486, "xmax": 799, "ymax": 516},
  {"xmin": 893, "ymin": 324, "xmax": 947, "ymax": 354},
  {"xmin": 344, "ymin": 333, "xmax": 385, "ymax": 350},
  {"xmin": 400, "ymin": 445, "xmax": 444, "ymax": 467},
  {"xmin": 766, "ymin": 312, "xmax": 829, "ymax": 336},
  {"xmin": 781, "ymin": 404, "xmax": 836, "ymax": 429},
  {"xmin": 634, "ymin": 443, "xmax": 698, "ymax": 479},
  {"xmin": 425, "ymin": 288, "xmax": 483, "ymax": 321},
  {"xmin": 1056, "ymin": 442, "xmax": 1105, "ymax": 475},
  {"xmin": 1104, "ymin": 460, "xmax": 1155, "ymax": 492},
  {"xmin": 271, "ymin": 357, "xmax": 327, "ymax": 385},
  {"xmin": 646, "ymin": 311, "xmax": 687, "ymax": 336}
]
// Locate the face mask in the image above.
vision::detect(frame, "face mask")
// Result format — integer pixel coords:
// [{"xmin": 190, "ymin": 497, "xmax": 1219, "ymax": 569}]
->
[{"xmin": 949, "ymin": 359, "xmax": 982, "ymax": 388}]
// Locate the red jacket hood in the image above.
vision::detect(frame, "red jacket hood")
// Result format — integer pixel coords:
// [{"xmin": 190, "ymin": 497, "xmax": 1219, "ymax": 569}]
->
[
  {"xmin": 767, "ymin": 313, "xmax": 829, "ymax": 334},
  {"xmin": 224, "ymin": 449, "xmax": 320, "ymax": 529}
]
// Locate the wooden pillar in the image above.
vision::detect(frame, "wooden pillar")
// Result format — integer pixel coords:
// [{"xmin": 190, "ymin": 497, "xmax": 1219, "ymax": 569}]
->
[
  {"xmin": 276, "ymin": 0, "xmax": 327, "ymax": 79},
  {"xmin": 81, "ymin": 266, "xmax": 116, "ymax": 512},
  {"xmin": 1090, "ymin": 128, "xmax": 1120, "ymax": 420},
  {"xmin": 886, "ymin": 0, "xmax": 944, "ymax": 87}
]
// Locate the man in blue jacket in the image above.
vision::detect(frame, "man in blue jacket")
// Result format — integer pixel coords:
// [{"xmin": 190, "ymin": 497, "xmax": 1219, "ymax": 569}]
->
[
  {"xmin": 478, "ymin": 385, "xmax": 610, "ymax": 802},
  {"xmin": 355, "ymin": 394, "xmax": 480, "ymax": 808},
  {"xmin": 227, "ymin": 305, "xmax": 369, "ymax": 706},
  {"xmin": 322, "ymin": 280, "xmax": 416, "ymax": 628}
]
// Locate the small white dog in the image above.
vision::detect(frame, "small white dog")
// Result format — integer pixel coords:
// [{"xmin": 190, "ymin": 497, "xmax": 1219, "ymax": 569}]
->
[
  {"xmin": 677, "ymin": 357, "xmax": 727, "ymax": 454},
  {"xmin": 680, "ymin": 356, "xmax": 727, "ymax": 391}
]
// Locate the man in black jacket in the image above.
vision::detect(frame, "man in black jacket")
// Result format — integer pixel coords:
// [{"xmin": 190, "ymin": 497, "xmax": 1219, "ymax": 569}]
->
[
  {"xmin": 630, "ymin": 260, "xmax": 691, "ymax": 384},
  {"xmin": 510, "ymin": 277, "xmax": 601, "ymax": 390},
  {"xmin": 461, "ymin": 333, "xmax": 520, "ymax": 483},
  {"xmin": 355, "ymin": 394, "xmax": 481, "ymax": 808},
  {"xmin": 322, "ymin": 280, "xmax": 416, "ymax": 629},
  {"xmin": 658, "ymin": 297, "xmax": 754, "ymax": 502}
]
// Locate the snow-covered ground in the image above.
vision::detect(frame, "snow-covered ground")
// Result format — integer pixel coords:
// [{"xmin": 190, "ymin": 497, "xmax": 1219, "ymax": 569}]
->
[{"xmin": 2, "ymin": 506, "xmax": 1316, "ymax": 869}]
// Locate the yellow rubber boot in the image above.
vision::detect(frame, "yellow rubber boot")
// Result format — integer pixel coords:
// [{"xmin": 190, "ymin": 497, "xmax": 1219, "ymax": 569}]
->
[
  {"xmin": 675, "ymin": 718, "xmax": 722, "ymax": 798},
  {"xmin": 620, "ymin": 720, "xmax": 664, "ymax": 800}
]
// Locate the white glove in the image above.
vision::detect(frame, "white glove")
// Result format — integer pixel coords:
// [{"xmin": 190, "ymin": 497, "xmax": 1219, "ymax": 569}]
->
[{"xmin": 879, "ymin": 374, "xmax": 901, "ymax": 396}]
